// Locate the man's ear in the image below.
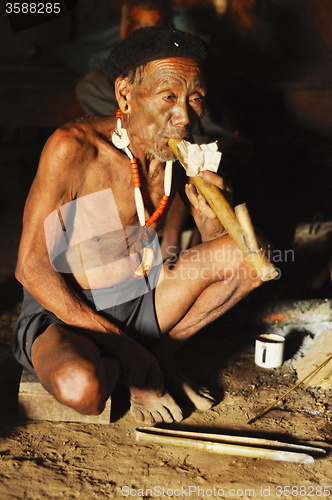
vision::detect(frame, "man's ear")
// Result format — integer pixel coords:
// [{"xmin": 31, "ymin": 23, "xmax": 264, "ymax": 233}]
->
[{"xmin": 115, "ymin": 77, "xmax": 133, "ymax": 115}]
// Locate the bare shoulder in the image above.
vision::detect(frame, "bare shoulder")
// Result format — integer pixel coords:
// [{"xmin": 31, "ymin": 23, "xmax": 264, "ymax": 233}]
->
[{"xmin": 40, "ymin": 118, "xmax": 100, "ymax": 171}]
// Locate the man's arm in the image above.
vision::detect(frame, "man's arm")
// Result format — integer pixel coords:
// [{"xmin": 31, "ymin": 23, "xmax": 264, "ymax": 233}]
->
[{"xmin": 15, "ymin": 126, "xmax": 163, "ymax": 391}]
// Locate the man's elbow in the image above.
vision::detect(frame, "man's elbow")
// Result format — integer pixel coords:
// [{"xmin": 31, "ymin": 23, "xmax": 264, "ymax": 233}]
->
[
  {"xmin": 15, "ymin": 260, "xmax": 28, "ymax": 288},
  {"xmin": 15, "ymin": 258, "xmax": 38, "ymax": 290}
]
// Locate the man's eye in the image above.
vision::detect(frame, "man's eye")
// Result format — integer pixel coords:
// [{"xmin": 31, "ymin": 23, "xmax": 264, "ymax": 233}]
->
[
  {"xmin": 190, "ymin": 96, "xmax": 204, "ymax": 104},
  {"xmin": 163, "ymin": 94, "xmax": 175, "ymax": 101}
]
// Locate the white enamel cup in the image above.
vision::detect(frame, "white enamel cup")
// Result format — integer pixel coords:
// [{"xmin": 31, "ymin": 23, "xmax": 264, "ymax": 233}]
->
[{"xmin": 255, "ymin": 333, "xmax": 285, "ymax": 368}]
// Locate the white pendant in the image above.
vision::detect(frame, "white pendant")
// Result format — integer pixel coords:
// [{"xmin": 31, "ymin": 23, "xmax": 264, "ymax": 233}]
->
[
  {"xmin": 112, "ymin": 128, "xmax": 130, "ymax": 149},
  {"xmin": 164, "ymin": 160, "xmax": 173, "ymax": 196},
  {"xmin": 134, "ymin": 187, "xmax": 145, "ymax": 226}
]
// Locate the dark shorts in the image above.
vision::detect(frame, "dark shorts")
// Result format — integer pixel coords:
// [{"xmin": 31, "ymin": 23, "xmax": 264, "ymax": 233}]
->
[{"xmin": 13, "ymin": 265, "xmax": 163, "ymax": 375}]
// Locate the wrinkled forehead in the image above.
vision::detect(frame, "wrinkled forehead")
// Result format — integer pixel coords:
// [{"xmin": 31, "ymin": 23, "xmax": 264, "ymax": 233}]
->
[{"xmin": 138, "ymin": 57, "xmax": 206, "ymax": 88}]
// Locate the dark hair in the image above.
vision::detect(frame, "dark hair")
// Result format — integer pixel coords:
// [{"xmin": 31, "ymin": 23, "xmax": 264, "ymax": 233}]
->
[{"xmin": 103, "ymin": 26, "xmax": 209, "ymax": 83}]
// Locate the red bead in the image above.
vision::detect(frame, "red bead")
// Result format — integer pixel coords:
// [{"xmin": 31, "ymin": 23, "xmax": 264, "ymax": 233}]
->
[
  {"xmin": 116, "ymin": 109, "xmax": 121, "ymax": 119},
  {"xmin": 129, "ymin": 153, "xmax": 169, "ymax": 227}
]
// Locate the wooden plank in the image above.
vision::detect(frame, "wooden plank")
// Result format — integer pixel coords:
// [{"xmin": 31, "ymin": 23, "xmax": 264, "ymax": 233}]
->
[
  {"xmin": 19, "ymin": 369, "xmax": 111, "ymax": 424},
  {"xmin": 293, "ymin": 329, "xmax": 332, "ymax": 389}
]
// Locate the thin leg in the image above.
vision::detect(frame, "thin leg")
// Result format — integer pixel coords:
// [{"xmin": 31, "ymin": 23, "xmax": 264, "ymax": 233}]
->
[{"xmin": 152, "ymin": 235, "xmax": 261, "ymax": 410}]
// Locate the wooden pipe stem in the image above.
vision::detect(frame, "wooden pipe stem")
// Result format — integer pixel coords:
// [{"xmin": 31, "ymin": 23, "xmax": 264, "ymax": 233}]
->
[
  {"xmin": 168, "ymin": 138, "xmax": 278, "ymax": 281},
  {"xmin": 235, "ymin": 203, "xmax": 260, "ymax": 251}
]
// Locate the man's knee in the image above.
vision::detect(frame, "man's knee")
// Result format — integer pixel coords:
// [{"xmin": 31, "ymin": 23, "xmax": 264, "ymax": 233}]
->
[
  {"xmin": 211, "ymin": 236, "xmax": 262, "ymax": 289},
  {"xmin": 53, "ymin": 361, "xmax": 107, "ymax": 416}
]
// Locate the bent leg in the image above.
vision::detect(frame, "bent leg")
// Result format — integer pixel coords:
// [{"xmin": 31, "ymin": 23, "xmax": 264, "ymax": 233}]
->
[
  {"xmin": 153, "ymin": 235, "xmax": 263, "ymax": 408},
  {"xmin": 31, "ymin": 324, "xmax": 120, "ymax": 415},
  {"xmin": 156, "ymin": 234, "xmax": 262, "ymax": 336}
]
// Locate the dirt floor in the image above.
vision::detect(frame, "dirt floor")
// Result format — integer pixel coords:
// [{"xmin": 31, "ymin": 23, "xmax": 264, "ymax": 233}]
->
[
  {"xmin": 1, "ymin": 301, "xmax": 332, "ymax": 500},
  {"xmin": 1, "ymin": 123, "xmax": 332, "ymax": 500}
]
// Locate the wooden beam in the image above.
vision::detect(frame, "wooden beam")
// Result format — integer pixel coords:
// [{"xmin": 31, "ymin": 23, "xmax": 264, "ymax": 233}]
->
[
  {"xmin": 293, "ymin": 329, "xmax": 332, "ymax": 389},
  {"xmin": 19, "ymin": 369, "xmax": 111, "ymax": 424}
]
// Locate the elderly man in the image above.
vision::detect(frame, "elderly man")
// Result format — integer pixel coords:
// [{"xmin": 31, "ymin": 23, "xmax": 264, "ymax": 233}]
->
[{"xmin": 14, "ymin": 27, "xmax": 262, "ymax": 424}]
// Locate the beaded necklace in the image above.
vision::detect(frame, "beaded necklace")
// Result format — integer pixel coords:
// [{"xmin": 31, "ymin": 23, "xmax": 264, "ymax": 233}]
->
[{"xmin": 111, "ymin": 109, "xmax": 173, "ymax": 229}]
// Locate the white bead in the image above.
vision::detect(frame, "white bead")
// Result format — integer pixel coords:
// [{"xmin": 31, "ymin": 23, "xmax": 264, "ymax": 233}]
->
[
  {"xmin": 112, "ymin": 128, "xmax": 130, "ymax": 149},
  {"xmin": 134, "ymin": 187, "xmax": 145, "ymax": 226},
  {"xmin": 125, "ymin": 146, "xmax": 133, "ymax": 159},
  {"xmin": 164, "ymin": 160, "xmax": 173, "ymax": 196}
]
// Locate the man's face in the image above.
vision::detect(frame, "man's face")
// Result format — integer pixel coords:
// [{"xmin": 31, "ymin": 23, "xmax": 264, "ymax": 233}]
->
[{"xmin": 128, "ymin": 57, "xmax": 206, "ymax": 162}]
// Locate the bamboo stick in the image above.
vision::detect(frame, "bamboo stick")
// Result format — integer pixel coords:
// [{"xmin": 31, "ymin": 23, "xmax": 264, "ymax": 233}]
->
[
  {"xmin": 136, "ymin": 427, "xmax": 326, "ymax": 456},
  {"xmin": 248, "ymin": 354, "xmax": 332, "ymax": 424},
  {"xmin": 136, "ymin": 429, "xmax": 314, "ymax": 463},
  {"xmin": 168, "ymin": 138, "xmax": 278, "ymax": 281},
  {"xmin": 235, "ymin": 203, "xmax": 260, "ymax": 251}
]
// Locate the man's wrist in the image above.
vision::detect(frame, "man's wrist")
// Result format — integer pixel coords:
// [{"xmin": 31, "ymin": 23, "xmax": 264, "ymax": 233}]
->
[{"xmin": 200, "ymin": 222, "xmax": 227, "ymax": 243}]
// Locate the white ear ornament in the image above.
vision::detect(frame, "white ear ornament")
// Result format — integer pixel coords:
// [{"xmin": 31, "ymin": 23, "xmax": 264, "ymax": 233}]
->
[{"xmin": 111, "ymin": 128, "xmax": 130, "ymax": 149}]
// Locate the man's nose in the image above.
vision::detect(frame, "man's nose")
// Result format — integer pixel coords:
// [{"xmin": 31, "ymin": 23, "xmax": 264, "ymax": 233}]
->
[{"xmin": 172, "ymin": 101, "xmax": 191, "ymax": 129}]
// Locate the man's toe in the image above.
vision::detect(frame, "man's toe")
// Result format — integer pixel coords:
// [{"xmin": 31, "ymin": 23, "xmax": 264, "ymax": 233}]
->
[
  {"xmin": 150, "ymin": 409, "xmax": 167, "ymax": 423},
  {"xmin": 161, "ymin": 395, "xmax": 183, "ymax": 422},
  {"xmin": 131, "ymin": 407, "xmax": 145, "ymax": 422}
]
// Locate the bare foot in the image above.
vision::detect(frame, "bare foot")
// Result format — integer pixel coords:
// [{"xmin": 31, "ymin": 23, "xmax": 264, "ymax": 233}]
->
[
  {"xmin": 151, "ymin": 345, "xmax": 216, "ymax": 411},
  {"xmin": 130, "ymin": 386, "xmax": 183, "ymax": 424},
  {"xmin": 165, "ymin": 365, "xmax": 216, "ymax": 411}
]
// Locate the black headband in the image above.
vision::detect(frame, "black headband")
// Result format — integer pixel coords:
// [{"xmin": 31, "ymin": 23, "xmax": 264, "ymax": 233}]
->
[{"xmin": 103, "ymin": 26, "xmax": 209, "ymax": 82}]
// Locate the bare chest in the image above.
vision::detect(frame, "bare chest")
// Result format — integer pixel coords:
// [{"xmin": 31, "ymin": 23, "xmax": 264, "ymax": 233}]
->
[{"xmin": 76, "ymin": 155, "xmax": 178, "ymax": 232}]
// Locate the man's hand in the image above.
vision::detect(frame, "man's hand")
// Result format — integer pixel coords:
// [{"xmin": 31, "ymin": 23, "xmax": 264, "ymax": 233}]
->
[{"xmin": 185, "ymin": 170, "xmax": 232, "ymax": 242}]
